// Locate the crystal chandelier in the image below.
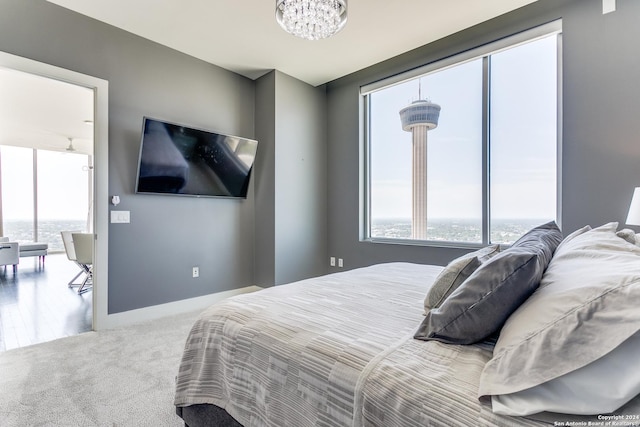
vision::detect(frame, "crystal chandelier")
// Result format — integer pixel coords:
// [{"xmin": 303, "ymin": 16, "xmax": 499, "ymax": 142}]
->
[{"xmin": 276, "ymin": 0, "xmax": 348, "ymax": 41}]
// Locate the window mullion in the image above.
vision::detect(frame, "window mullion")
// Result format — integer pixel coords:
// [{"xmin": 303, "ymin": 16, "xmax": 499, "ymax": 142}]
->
[
  {"xmin": 363, "ymin": 94, "xmax": 372, "ymax": 240},
  {"xmin": 33, "ymin": 148, "xmax": 38, "ymax": 242},
  {"xmin": 482, "ymin": 56, "xmax": 491, "ymax": 245}
]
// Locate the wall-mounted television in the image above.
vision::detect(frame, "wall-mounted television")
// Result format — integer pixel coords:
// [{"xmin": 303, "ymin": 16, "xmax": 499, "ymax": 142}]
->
[{"xmin": 135, "ymin": 117, "xmax": 258, "ymax": 199}]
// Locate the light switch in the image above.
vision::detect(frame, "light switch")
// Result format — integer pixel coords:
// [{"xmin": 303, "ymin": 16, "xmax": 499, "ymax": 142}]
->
[{"xmin": 111, "ymin": 210, "xmax": 130, "ymax": 223}]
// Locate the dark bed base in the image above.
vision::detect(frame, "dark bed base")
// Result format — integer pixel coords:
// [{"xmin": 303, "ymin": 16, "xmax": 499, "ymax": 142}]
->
[
  {"xmin": 176, "ymin": 404, "xmax": 244, "ymax": 427},
  {"xmin": 175, "ymin": 402, "xmax": 616, "ymax": 426}
]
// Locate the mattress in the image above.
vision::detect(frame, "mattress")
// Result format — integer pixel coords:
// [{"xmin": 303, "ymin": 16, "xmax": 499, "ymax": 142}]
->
[{"xmin": 174, "ymin": 263, "xmax": 560, "ymax": 426}]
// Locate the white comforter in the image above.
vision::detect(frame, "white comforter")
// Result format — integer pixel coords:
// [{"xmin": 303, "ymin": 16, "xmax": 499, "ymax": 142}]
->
[{"xmin": 174, "ymin": 262, "xmax": 551, "ymax": 427}]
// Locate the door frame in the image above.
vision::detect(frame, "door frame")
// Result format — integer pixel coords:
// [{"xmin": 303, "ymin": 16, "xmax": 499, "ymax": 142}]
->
[{"xmin": 0, "ymin": 51, "xmax": 109, "ymax": 331}]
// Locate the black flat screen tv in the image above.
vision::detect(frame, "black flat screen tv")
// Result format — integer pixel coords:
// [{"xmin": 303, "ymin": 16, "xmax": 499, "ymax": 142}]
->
[{"xmin": 135, "ymin": 117, "xmax": 258, "ymax": 199}]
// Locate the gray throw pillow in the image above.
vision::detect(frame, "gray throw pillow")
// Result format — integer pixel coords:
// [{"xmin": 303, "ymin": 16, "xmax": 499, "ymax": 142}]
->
[
  {"xmin": 424, "ymin": 244, "xmax": 500, "ymax": 314},
  {"xmin": 415, "ymin": 221, "xmax": 562, "ymax": 345}
]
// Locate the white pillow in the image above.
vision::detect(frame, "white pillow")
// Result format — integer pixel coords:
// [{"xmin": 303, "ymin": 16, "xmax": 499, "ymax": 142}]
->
[
  {"xmin": 555, "ymin": 225, "xmax": 590, "ymax": 252},
  {"xmin": 491, "ymin": 331, "xmax": 640, "ymax": 416},
  {"xmin": 479, "ymin": 222, "xmax": 640, "ymax": 407}
]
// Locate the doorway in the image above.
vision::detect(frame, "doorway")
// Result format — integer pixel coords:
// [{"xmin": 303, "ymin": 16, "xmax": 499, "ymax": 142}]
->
[
  {"xmin": 0, "ymin": 51, "xmax": 109, "ymax": 344},
  {"xmin": 0, "ymin": 68, "xmax": 94, "ymax": 246}
]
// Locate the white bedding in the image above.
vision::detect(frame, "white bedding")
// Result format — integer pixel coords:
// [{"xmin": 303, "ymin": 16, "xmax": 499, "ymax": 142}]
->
[{"xmin": 174, "ymin": 262, "xmax": 602, "ymax": 427}]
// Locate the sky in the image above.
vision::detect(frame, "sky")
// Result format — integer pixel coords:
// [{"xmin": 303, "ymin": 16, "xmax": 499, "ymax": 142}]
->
[{"xmin": 368, "ymin": 34, "xmax": 558, "ymax": 221}]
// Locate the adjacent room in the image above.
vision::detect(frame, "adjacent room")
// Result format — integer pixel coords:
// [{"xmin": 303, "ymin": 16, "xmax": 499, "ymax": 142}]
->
[
  {"xmin": 0, "ymin": 67, "xmax": 95, "ymax": 350},
  {"xmin": 1, "ymin": 0, "xmax": 639, "ymax": 425}
]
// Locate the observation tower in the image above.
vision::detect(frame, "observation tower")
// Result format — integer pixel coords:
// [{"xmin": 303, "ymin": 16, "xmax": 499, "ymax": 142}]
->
[{"xmin": 399, "ymin": 95, "xmax": 441, "ymax": 239}]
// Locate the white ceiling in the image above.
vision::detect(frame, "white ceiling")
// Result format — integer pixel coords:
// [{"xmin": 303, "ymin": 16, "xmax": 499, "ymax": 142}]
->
[
  {"xmin": 46, "ymin": 0, "xmax": 538, "ymax": 87},
  {"xmin": 0, "ymin": 67, "xmax": 94, "ymax": 155}
]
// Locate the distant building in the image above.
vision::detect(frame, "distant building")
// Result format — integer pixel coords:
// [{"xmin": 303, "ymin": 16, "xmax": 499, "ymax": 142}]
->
[{"xmin": 399, "ymin": 98, "xmax": 441, "ymax": 239}]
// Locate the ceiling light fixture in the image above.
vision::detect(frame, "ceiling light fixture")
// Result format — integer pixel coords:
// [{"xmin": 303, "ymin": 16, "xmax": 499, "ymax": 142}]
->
[{"xmin": 276, "ymin": 0, "xmax": 348, "ymax": 41}]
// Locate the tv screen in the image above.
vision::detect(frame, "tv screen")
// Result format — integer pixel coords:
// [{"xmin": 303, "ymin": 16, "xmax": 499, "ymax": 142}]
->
[{"xmin": 135, "ymin": 117, "xmax": 258, "ymax": 198}]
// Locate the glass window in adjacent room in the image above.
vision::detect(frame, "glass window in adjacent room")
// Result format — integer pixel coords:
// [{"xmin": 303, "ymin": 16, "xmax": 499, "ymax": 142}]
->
[
  {"xmin": 0, "ymin": 146, "xmax": 92, "ymax": 251},
  {"xmin": 0, "ymin": 145, "xmax": 35, "ymax": 242},
  {"xmin": 37, "ymin": 149, "xmax": 91, "ymax": 252}
]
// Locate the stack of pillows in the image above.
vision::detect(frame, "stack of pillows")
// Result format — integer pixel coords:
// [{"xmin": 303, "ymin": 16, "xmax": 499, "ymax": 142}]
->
[{"xmin": 415, "ymin": 221, "xmax": 640, "ymax": 416}]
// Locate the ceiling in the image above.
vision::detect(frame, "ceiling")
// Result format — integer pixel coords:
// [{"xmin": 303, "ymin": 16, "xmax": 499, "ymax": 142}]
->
[
  {"xmin": 46, "ymin": 0, "xmax": 538, "ymax": 87},
  {"xmin": 0, "ymin": 67, "xmax": 94, "ymax": 155}
]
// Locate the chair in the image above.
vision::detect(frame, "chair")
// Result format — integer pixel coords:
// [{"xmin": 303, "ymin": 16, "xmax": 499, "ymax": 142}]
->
[
  {"xmin": 72, "ymin": 233, "xmax": 94, "ymax": 294},
  {"xmin": 0, "ymin": 237, "xmax": 19, "ymax": 274},
  {"xmin": 61, "ymin": 231, "xmax": 93, "ymax": 294}
]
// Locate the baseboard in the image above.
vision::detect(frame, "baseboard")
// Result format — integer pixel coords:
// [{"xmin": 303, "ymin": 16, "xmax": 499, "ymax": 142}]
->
[{"xmin": 98, "ymin": 285, "xmax": 262, "ymax": 330}]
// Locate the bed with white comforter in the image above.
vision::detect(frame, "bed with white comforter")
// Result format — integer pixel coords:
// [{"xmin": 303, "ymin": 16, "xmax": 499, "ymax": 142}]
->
[
  {"xmin": 175, "ymin": 223, "xmax": 640, "ymax": 427},
  {"xmin": 175, "ymin": 263, "xmax": 571, "ymax": 426}
]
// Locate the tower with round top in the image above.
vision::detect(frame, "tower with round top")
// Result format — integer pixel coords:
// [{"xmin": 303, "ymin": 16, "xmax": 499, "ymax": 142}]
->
[{"xmin": 399, "ymin": 99, "xmax": 441, "ymax": 239}]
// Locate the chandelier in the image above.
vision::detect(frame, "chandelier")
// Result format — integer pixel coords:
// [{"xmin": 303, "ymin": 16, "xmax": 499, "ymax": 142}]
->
[{"xmin": 276, "ymin": 0, "xmax": 348, "ymax": 41}]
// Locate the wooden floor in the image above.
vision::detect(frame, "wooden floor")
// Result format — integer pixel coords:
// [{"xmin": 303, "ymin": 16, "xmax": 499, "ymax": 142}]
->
[{"xmin": 0, "ymin": 253, "xmax": 92, "ymax": 352}]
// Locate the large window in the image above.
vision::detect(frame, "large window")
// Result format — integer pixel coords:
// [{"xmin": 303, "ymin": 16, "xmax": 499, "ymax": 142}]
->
[
  {"xmin": 0, "ymin": 146, "xmax": 35, "ymax": 242},
  {"xmin": 363, "ymin": 23, "xmax": 560, "ymax": 246},
  {"xmin": 0, "ymin": 145, "xmax": 91, "ymax": 252}
]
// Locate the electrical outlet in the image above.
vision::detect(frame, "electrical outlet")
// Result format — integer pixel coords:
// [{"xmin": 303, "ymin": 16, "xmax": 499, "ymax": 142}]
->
[
  {"xmin": 192, "ymin": 267, "xmax": 199, "ymax": 278},
  {"xmin": 338, "ymin": 258, "xmax": 344, "ymax": 268},
  {"xmin": 330, "ymin": 257, "xmax": 336, "ymax": 267}
]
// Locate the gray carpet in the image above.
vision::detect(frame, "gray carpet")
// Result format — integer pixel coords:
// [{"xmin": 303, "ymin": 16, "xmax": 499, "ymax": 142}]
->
[{"xmin": 0, "ymin": 309, "xmax": 203, "ymax": 426}]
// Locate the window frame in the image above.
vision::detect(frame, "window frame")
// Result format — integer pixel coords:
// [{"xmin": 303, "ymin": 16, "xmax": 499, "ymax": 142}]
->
[{"xmin": 360, "ymin": 20, "xmax": 563, "ymax": 248}]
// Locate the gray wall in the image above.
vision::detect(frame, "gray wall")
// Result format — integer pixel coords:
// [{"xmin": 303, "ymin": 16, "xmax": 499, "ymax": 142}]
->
[
  {"xmin": 255, "ymin": 71, "xmax": 328, "ymax": 286},
  {"xmin": 273, "ymin": 71, "xmax": 327, "ymax": 284},
  {"xmin": 254, "ymin": 72, "xmax": 277, "ymax": 286},
  {"xmin": 325, "ymin": 0, "xmax": 640, "ymax": 270},
  {"xmin": 0, "ymin": 0, "xmax": 257, "ymax": 313}
]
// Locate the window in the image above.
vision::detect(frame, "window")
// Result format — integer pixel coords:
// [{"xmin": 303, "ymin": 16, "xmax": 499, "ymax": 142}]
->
[
  {"xmin": 363, "ymin": 23, "xmax": 560, "ymax": 246},
  {"xmin": 0, "ymin": 145, "xmax": 91, "ymax": 252},
  {"xmin": 0, "ymin": 146, "xmax": 35, "ymax": 242},
  {"xmin": 37, "ymin": 150, "xmax": 91, "ymax": 251}
]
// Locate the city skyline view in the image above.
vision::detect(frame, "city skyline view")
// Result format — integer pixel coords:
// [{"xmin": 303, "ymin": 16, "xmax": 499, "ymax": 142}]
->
[
  {"xmin": 371, "ymin": 217, "xmax": 550, "ymax": 245},
  {"xmin": 367, "ymin": 34, "xmax": 558, "ymax": 243}
]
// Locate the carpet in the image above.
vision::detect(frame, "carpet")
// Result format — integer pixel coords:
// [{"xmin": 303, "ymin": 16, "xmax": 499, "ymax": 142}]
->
[{"xmin": 0, "ymin": 309, "xmax": 203, "ymax": 426}]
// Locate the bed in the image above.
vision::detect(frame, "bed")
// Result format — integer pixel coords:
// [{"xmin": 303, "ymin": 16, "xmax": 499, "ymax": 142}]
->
[{"xmin": 175, "ymin": 222, "xmax": 640, "ymax": 427}]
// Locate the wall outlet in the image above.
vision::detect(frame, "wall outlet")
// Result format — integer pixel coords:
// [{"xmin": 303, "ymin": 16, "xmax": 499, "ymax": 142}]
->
[
  {"xmin": 330, "ymin": 257, "xmax": 336, "ymax": 267},
  {"xmin": 192, "ymin": 267, "xmax": 199, "ymax": 278},
  {"xmin": 338, "ymin": 258, "xmax": 344, "ymax": 268}
]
